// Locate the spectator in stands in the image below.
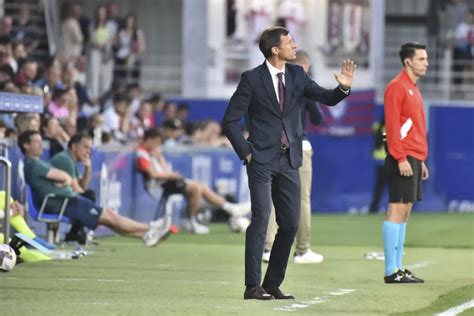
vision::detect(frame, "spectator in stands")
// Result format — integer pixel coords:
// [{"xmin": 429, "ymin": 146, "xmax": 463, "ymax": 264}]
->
[
  {"xmin": 200, "ymin": 120, "xmax": 231, "ymax": 147},
  {"xmin": 176, "ymin": 103, "xmax": 190, "ymax": 122},
  {"xmin": 126, "ymin": 83, "xmax": 142, "ymax": 114},
  {"xmin": 41, "ymin": 114, "xmax": 69, "ymax": 158},
  {"xmin": 130, "ymin": 99, "xmax": 153, "ymax": 139},
  {"xmin": 106, "ymin": 1, "xmax": 122, "ymax": 37},
  {"xmin": 18, "ymin": 130, "xmax": 170, "ymax": 247},
  {"xmin": 114, "ymin": 13, "xmax": 145, "ymax": 85},
  {"xmin": 12, "ymin": 41, "xmax": 27, "ymax": 63},
  {"xmin": 136, "ymin": 128, "xmax": 251, "ymax": 234},
  {"xmin": 102, "ymin": 93, "xmax": 131, "ymax": 143},
  {"xmin": 88, "ymin": 112, "xmax": 105, "ymax": 146},
  {"xmin": 161, "ymin": 119, "xmax": 186, "ymax": 146},
  {"xmin": 87, "ymin": 5, "xmax": 114, "ymax": 100},
  {"xmin": 48, "ymin": 87, "xmax": 71, "ymax": 120},
  {"xmin": 453, "ymin": 10, "xmax": 474, "ymax": 86},
  {"xmin": 11, "ymin": 2, "xmax": 40, "ymax": 54},
  {"xmin": 0, "ymin": 16, "xmax": 13, "ymax": 39},
  {"xmin": 0, "ymin": 64, "xmax": 14, "ymax": 89},
  {"xmin": 58, "ymin": 0, "xmax": 83, "ymax": 64},
  {"xmin": 72, "ymin": 2, "xmax": 90, "ymax": 52},
  {"xmin": 147, "ymin": 93, "xmax": 165, "ymax": 126},
  {"xmin": 15, "ymin": 113, "xmax": 40, "ymax": 134},
  {"xmin": 62, "ymin": 61, "xmax": 92, "ymax": 113},
  {"xmin": 0, "ymin": 36, "xmax": 17, "ymax": 72},
  {"xmin": 15, "ymin": 58, "xmax": 38, "ymax": 86},
  {"xmin": 35, "ymin": 56, "xmax": 64, "ymax": 96},
  {"xmin": 162, "ymin": 102, "xmax": 178, "ymax": 121}
]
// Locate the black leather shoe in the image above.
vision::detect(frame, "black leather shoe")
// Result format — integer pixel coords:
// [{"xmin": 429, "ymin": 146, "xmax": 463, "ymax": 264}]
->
[
  {"xmin": 244, "ymin": 286, "xmax": 274, "ymax": 300},
  {"xmin": 262, "ymin": 286, "xmax": 295, "ymax": 299}
]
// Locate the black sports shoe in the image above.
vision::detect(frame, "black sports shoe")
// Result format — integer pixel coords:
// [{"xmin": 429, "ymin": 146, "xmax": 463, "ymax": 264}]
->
[
  {"xmin": 384, "ymin": 270, "xmax": 413, "ymax": 284},
  {"xmin": 404, "ymin": 269, "xmax": 424, "ymax": 283},
  {"xmin": 64, "ymin": 229, "xmax": 87, "ymax": 245}
]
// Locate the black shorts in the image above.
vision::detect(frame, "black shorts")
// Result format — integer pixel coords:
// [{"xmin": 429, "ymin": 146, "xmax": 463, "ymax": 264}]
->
[
  {"xmin": 161, "ymin": 179, "xmax": 187, "ymax": 195},
  {"xmin": 384, "ymin": 155, "xmax": 423, "ymax": 203}
]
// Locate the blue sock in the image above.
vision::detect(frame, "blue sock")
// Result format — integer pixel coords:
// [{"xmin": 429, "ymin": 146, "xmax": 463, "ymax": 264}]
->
[
  {"xmin": 396, "ymin": 223, "xmax": 407, "ymax": 270},
  {"xmin": 383, "ymin": 221, "xmax": 400, "ymax": 276}
]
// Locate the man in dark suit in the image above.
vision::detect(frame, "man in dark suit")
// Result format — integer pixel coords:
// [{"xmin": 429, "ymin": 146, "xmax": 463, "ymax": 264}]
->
[{"xmin": 222, "ymin": 26, "xmax": 356, "ymax": 300}]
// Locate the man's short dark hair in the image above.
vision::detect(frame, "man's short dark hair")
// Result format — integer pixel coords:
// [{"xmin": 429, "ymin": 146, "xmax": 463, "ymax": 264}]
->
[
  {"xmin": 259, "ymin": 27, "xmax": 289, "ymax": 59},
  {"xmin": 68, "ymin": 132, "xmax": 92, "ymax": 149},
  {"xmin": 399, "ymin": 42, "xmax": 426, "ymax": 66},
  {"xmin": 18, "ymin": 130, "xmax": 40, "ymax": 155},
  {"xmin": 143, "ymin": 128, "xmax": 162, "ymax": 141}
]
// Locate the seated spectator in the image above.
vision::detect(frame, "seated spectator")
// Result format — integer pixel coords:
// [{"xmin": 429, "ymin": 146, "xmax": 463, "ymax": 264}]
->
[
  {"xmin": 41, "ymin": 114, "xmax": 69, "ymax": 158},
  {"xmin": 14, "ymin": 58, "xmax": 38, "ymax": 86},
  {"xmin": 146, "ymin": 93, "xmax": 164, "ymax": 127},
  {"xmin": 35, "ymin": 56, "xmax": 64, "ymax": 96},
  {"xmin": 0, "ymin": 36, "xmax": 17, "ymax": 72},
  {"xmin": 18, "ymin": 130, "xmax": 170, "ymax": 247},
  {"xmin": 12, "ymin": 41, "xmax": 27, "ymax": 62},
  {"xmin": 0, "ymin": 64, "xmax": 15, "ymax": 89},
  {"xmin": 130, "ymin": 100, "xmax": 153, "ymax": 139},
  {"xmin": 62, "ymin": 61, "xmax": 92, "ymax": 112},
  {"xmin": 161, "ymin": 119, "xmax": 187, "ymax": 145},
  {"xmin": 136, "ymin": 128, "xmax": 251, "ymax": 234},
  {"xmin": 102, "ymin": 93, "xmax": 131, "ymax": 143},
  {"xmin": 48, "ymin": 87, "xmax": 70, "ymax": 120},
  {"xmin": 14, "ymin": 113, "xmax": 40, "ymax": 134},
  {"xmin": 50, "ymin": 133, "xmax": 95, "ymax": 244}
]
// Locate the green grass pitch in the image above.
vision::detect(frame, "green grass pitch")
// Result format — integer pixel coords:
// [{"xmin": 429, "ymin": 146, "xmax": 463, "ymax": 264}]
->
[{"xmin": 1, "ymin": 213, "xmax": 473, "ymax": 315}]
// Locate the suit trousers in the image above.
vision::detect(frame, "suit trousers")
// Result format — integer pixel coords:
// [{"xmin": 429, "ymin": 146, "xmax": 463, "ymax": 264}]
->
[
  {"xmin": 265, "ymin": 148, "xmax": 313, "ymax": 254},
  {"xmin": 245, "ymin": 151, "xmax": 301, "ymax": 287}
]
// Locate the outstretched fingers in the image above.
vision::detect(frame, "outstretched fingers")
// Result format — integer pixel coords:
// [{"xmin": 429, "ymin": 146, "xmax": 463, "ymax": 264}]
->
[{"xmin": 341, "ymin": 59, "xmax": 357, "ymax": 75}]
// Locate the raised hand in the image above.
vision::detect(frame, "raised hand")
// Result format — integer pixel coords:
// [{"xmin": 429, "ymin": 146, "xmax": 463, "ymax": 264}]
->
[{"xmin": 334, "ymin": 59, "xmax": 357, "ymax": 89}]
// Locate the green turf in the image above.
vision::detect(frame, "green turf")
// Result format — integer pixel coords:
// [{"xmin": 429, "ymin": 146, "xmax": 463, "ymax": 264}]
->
[{"xmin": 1, "ymin": 213, "xmax": 473, "ymax": 315}]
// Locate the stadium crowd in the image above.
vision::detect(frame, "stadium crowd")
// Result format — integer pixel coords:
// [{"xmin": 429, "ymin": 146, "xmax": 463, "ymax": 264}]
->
[{"xmin": 0, "ymin": 0, "xmax": 245, "ymax": 254}]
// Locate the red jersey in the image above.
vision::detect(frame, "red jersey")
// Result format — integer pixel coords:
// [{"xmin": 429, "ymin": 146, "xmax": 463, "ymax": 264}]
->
[{"xmin": 384, "ymin": 69, "xmax": 428, "ymax": 163}]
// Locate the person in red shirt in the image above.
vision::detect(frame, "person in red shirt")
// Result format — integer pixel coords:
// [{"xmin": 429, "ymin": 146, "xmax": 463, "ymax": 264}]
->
[
  {"xmin": 136, "ymin": 128, "xmax": 251, "ymax": 234},
  {"xmin": 382, "ymin": 42, "xmax": 429, "ymax": 284}
]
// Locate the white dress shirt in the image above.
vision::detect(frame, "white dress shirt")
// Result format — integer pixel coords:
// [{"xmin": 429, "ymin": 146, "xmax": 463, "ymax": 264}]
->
[{"xmin": 266, "ymin": 60, "xmax": 285, "ymax": 103}]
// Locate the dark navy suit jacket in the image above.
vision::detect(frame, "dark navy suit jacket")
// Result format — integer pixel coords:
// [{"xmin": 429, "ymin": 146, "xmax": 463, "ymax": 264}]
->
[{"xmin": 222, "ymin": 62, "xmax": 348, "ymax": 168}]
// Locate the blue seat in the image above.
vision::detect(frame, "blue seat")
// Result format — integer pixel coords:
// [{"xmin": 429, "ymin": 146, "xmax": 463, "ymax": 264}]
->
[{"xmin": 26, "ymin": 185, "xmax": 70, "ymax": 244}]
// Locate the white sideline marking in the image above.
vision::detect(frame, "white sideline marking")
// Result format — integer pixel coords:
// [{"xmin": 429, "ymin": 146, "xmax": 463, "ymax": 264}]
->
[
  {"xmin": 0, "ymin": 277, "xmax": 16, "ymax": 280},
  {"xmin": 59, "ymin": 278, "xmax": 86, "ymax": 281},
  {"xmin": 434, "ymin": 300, "xmax": 474, "ymax": 316},
  {"xmin": 58, "ymin": 278, "xmax": 124, "ymax": 282},
  {"xmin": 274, "ymin": 289, "xmax": 355, "ymax": 312},
  {"xmin": 72, "ymin": 302, "xmax": 110, "ymax": 306}
]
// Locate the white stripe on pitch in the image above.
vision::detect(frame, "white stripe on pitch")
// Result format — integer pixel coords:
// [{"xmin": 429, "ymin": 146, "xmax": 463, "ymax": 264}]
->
[{"xmin": 434, "ymin": 299, "xmax": 474, "ymax": 316}]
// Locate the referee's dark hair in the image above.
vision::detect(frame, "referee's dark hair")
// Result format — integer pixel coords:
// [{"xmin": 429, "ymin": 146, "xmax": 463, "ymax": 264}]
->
[
  {"xmin": 68, "ymin": 132, "xmax": 92, "ymax": 149},
  {"xmin": 259, "ymin": 27, "xmax": 289, "ymax": 59},
  {"xmin": 399, "ymin": 42, "xmax": 426, "ymax": 66}
]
